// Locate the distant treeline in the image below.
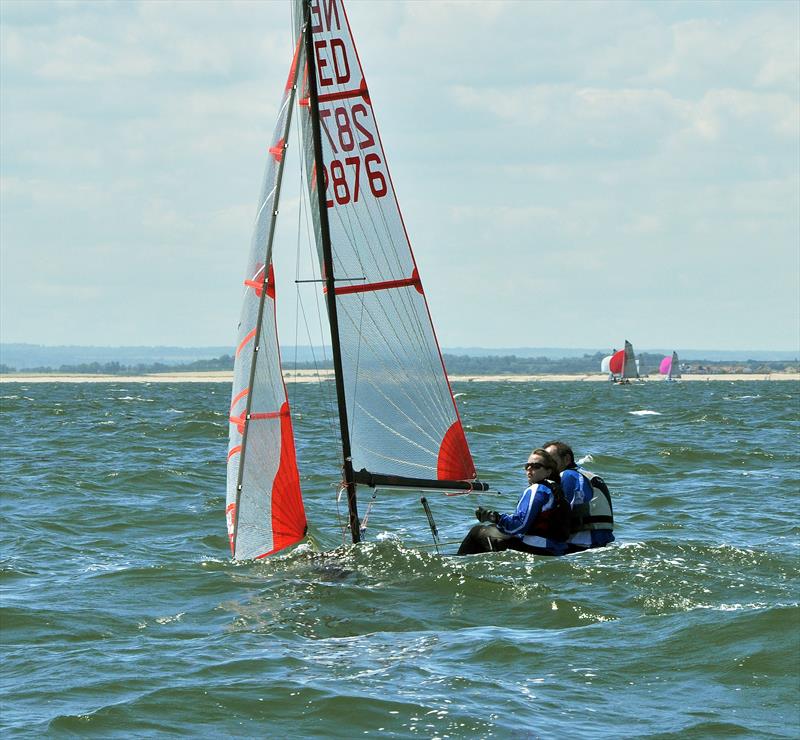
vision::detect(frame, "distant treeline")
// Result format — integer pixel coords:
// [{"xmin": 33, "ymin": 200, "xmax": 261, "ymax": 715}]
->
[
  {"xmin": 0, "ymin": 355, "xmax": 236, "ymax": 375},
  {"xmin": 1, "ymin": 352, "xmax": 797, "ymax": 376}
]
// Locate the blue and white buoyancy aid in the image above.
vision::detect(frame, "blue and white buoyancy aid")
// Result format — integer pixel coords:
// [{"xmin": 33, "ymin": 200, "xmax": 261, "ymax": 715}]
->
[
  {"xmin": 497, "ymin": 482, "xmax": 569, "ymax": 555},
  {"xmin": 561, "ymin": 466, "xmax": 615, "ymax": 549}
]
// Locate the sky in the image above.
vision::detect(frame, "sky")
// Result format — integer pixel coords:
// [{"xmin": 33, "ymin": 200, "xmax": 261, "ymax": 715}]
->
[{"xmin": 1, "ymin": 0, "xmax": 798, "ymax": 353}]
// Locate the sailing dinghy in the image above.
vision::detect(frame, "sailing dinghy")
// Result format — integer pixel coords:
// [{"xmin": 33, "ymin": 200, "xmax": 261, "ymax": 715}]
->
[
  {"xmin": 659, "ymin": 351, "xmax": 681, "ymax": 381},
  {"xmin": 608, "ymin": 340, "xmax": 640, "ymax": 383},
  {"xmin": 225, "ymin": 0, "xmax": 490, "ymax": 560}
]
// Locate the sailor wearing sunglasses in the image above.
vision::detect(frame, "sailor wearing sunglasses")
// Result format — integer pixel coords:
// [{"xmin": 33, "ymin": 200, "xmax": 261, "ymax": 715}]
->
[{"xmin": 456, "ymin": 448, "xmax": 570, "ymax": 556}]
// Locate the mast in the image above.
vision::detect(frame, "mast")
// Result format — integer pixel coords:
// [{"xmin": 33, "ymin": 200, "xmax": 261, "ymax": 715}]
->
[{"xmin": 302, "ymin": 0, "xmax": 361, "ymax": 543}]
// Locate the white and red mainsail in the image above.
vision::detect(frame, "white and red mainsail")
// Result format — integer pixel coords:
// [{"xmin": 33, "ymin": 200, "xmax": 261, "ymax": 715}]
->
[
  {"xmin": 291, "ymin": 0, "xmax": 480, "ymax": 491},
  {"xmin": 226, "ymin": 42, "xmax": 306, "ymax": 560}
]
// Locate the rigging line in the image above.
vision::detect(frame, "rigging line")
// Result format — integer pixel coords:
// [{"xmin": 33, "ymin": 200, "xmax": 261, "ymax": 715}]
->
[
  {"xmin": 359, "ymin": 488, "xmax": 378, "ymax": 533},
  {"xmin": 334, "ymin": 484, "xmax": 349, "ymax": 547},
  {"xmin": 290, "ymin": 96, "xmax": 338, "ymax": 433},
  {"xmin": 295, "ymin": 114, "xmax": 333, "ymax": 365},
  {"xmin": 289, "ymin": 56, "xmax": 313, "ymax": 394},
  {"xmin": 298, "ymin": 148, "xmax": 339, "ymax": 436},
  {"xmin": 296, "ymin": 203, "xmax": 339, "ymax": 436}
]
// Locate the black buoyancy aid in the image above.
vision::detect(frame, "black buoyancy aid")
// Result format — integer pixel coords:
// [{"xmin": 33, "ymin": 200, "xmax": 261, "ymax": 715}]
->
[
  {"xmin": 527, "ymin": 481, "xmax": 572, "ymax": 542},
  {"xmin": 570, "ymin": 468, "xmax": 614, "ymax": 532}
]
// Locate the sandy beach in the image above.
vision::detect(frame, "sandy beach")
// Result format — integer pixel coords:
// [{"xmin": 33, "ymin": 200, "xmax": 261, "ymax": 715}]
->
[{"xmin": 1, "ymin": 370, "xmax": 797, "ymax": 384}]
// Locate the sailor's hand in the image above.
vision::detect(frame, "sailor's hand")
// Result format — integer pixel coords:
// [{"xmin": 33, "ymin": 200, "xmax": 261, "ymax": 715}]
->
[{"xmin": 475, "ymin": 507, "xmax": 499, "ymax": 524}]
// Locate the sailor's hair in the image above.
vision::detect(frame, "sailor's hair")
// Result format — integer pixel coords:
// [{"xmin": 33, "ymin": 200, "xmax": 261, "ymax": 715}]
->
[
  {"xmin": 529, "ymin": 447, "xmax": 560, "ymax": 478},
  {"xmin": 541, "ymin": 440, "xmax": 575, "ymax": 466},
  {"xmin": 529, "ymin": 448, "xmax": 566, "ymax": 504}
]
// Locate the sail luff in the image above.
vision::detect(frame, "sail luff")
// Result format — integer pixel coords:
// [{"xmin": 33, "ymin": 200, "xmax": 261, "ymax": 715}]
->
[{"xmin": 302, "ymin": 0, "xmax": 361, "ymax": 543}]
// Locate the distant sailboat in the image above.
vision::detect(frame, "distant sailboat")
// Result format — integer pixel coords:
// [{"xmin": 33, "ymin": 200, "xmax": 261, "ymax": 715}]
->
[
  {"xmin": 659, "ymin": 351, "xmax": 681, "ymax": 381},
  {"xmin": 608, "ymin": 340, "xmax": 640, "ymax": 383},
  {"xmin": 225, "ymin": 0, "xmax": 490, "ymax": 560}
]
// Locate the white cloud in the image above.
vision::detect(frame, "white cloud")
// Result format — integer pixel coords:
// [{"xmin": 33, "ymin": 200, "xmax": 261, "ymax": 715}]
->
[{"xmin": 1, "ymin": 0, "xmax": 797, "ymax": 350}]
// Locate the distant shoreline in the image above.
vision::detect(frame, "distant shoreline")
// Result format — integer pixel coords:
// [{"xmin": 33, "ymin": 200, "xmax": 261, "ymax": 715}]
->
[{"xmin": 1, "ymin": 370, "xmax": 798, "ymax": 384}]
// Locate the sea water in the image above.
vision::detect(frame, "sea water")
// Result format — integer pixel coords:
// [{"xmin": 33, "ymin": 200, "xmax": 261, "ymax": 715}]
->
[{"xmin": 1, "ymin": 379, "xmax": 798, "ymax": 738}]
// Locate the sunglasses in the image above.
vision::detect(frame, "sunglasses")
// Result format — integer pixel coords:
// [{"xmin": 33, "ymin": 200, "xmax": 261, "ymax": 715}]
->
[{"xmin": 524, "ymin": 462, "xmax": 546, "ymax": 471}]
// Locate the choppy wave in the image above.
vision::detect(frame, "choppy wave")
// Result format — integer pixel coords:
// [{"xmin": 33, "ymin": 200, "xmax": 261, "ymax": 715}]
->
[{"xmin": 1, "ymin": 380, "xmax": 798, "ymax": 737}]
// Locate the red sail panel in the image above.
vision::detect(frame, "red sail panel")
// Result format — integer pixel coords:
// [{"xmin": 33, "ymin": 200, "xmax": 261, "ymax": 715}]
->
[
  {"xmin": 256, "ymin": 402, "xmax": 306, "ymax": 559},
  {"xmin": 609, "ymin": 349, "xmax": 625, "ymax": 375},
  {"xmin": 437, "ymin": 422, "xmax": 476, "ymax": 481}
]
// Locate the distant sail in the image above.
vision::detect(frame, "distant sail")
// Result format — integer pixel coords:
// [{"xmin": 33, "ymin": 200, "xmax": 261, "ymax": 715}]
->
[
  {"xmin": 608, "ymin": 341, "xmax": 639, "ymax": 379},
  {"xmin": 670, "ymin": 351, "xmax": 681, "ymax": 379},
  {"xmin": 226, "ymin": 42, "xmax": 307, "ymax": 560},
  {"xmin": 292, "ymin": 0, "xmax": 478, "ymax": 487},
  {"xmin": 608, "ymin": 350, "xmax": 625, "ymax": 375},
  {"xmin": 660, "ymin": 351, "xmax": 681, "ymax": 380},
  {"xmin": 621, "ymin": 340, "xmax": 639, "ymax": 380}
]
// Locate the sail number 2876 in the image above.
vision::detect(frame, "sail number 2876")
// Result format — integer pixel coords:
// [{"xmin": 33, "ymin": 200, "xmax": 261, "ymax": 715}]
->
[{"xmin": 320, "ymin": 104, "xmax": 388, "ymax": 207}]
